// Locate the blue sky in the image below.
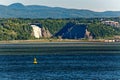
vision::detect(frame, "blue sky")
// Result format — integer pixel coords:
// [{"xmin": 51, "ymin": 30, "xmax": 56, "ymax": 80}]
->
[{"xmin": 0, "ymin": 0, "xmax": 119, "ymax": 12}]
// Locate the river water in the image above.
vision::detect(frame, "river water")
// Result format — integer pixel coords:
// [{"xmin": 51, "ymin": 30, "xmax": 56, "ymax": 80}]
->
[{"xmin": 0, "ymin": 42, "xmax": 120, "ymax": 80}]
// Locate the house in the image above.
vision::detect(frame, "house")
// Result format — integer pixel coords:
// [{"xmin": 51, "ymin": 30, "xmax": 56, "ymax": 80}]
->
[{"xmin": 102, "ymin": 21, "xmax": 119, "ymax": 27}]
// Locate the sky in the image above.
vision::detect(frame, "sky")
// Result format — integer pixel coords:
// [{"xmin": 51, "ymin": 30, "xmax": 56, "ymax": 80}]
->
[{"xmin": 0, "ymin": 0, "xmax": 119, "ymax": 12}]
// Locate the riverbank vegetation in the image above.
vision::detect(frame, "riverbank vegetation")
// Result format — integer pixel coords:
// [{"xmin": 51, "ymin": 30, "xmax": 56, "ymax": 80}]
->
[{"xmin": 0, "ymin": 18, "xmax": 120, "ymax": 40}]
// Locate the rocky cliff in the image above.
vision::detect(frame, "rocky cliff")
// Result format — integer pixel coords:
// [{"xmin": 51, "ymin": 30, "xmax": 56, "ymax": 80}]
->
[
  {"xmin": 55, "ymin": 22, "xmax": 91, "ymax": 39},
  {"xmin": 41, "ymin": 27, "xmax": 52, "ymax": 38},
  {"xmin": 31, "ymin": 24, "xmax": 52, "ymax": 38}
]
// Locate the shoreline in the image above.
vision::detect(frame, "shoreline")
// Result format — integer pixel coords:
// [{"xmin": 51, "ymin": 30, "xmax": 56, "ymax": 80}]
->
[{"xmin": 0, "ymin": 39, "xmax": 108, "ymax": 44}]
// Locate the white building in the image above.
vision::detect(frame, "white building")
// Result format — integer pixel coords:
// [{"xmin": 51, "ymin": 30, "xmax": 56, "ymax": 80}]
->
[{"xmin": 102, "ymin": 21, "xmax": 119, "ymax": 27}]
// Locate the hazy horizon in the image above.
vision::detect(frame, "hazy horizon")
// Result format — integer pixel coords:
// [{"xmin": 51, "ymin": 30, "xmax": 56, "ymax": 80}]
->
[{"xmin": 0, "ymin": 0, "xmax": 119, "ymax": 12}]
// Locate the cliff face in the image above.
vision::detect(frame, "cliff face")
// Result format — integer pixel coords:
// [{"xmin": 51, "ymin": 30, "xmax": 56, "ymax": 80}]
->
[
  {"xmin": 85, "ymin": 29, "xmax": 93, "ymax": 39},
  {"xmin": 31, "ymin": 25, "xmax": 52, "ymax": 38},
  {"xmin": 55, "ymin": 22, "xmax": 90, "ymax": 39},
  {"xmin": 31, "ymin": 22, "xmax": 92, "ymax": 39},
  {"xmin": 41, "ymin": 27, "xmax": 52, "ymax": 38},
  {"xmin": 31, "ymin": 25, "xmax": 42, "ymax": 38}
]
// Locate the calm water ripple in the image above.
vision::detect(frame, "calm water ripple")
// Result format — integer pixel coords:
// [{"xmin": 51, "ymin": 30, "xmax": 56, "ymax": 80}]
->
[{"xmin": 0, "ymin": 42, "xmax": 120, "ymax": 80}]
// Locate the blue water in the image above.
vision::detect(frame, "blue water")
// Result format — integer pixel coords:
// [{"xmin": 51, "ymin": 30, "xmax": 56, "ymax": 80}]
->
[{"xmin": 0, "ymin": 42, "xmax": 120, "ymax": 80}]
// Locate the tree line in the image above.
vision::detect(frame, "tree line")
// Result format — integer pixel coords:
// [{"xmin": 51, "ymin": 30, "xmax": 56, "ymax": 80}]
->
[{"xmin": 0, "ymin": 18, "xmax": 120, "ymax": 40}]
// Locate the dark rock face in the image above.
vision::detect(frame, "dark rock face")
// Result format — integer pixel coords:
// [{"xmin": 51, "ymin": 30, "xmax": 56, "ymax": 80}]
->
[{"xmin": 55, "ymin": 22, "xmax": 87, "ymax": 39}]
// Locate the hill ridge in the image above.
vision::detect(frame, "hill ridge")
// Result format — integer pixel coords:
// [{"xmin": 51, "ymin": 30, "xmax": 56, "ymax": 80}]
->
[{"xmin": 0, "ymin": 3, "xmax": 120, "ymax": 18}]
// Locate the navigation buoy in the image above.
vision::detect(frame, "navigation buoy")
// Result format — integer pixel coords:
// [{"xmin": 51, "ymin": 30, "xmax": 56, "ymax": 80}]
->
[{"xmin": 33, "ymin": 57, "xmax": 37, "ymax": 64}]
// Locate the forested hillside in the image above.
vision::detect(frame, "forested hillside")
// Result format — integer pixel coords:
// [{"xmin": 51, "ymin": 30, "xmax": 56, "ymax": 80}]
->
[
  {"xmin": 0, "ymin": 18, "xmax": 120, "ymax": 40},
  {"xmin": 1, "ymin": 3, "xmax": 120, "ymax": 18}
]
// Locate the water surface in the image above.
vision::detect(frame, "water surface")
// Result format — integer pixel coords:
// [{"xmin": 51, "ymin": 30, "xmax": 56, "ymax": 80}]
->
[{"xmin": 0, "ymin": 42, "xmax": 120, "ymax": 80}]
